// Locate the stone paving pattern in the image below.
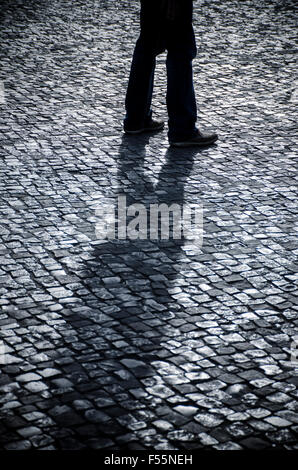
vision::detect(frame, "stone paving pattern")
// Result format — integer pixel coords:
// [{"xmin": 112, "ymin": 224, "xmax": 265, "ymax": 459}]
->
[{"xmin": 0, "ymin": 0, "xmax": 297, "ymax": 450}]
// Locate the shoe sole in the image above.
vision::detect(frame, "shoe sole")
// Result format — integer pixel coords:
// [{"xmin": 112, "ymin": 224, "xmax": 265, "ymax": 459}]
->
[
  {"xmin": 124, "ymin": 125, "xmax": 164, "ymax": 135},
  {"xmin": 170, "ymin": 137, "xmax": 218, "ymax": 147}
]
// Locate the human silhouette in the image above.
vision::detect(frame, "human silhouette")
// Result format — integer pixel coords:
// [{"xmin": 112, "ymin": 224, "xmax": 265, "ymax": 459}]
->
[{"xmin": 124, "ymin": 0, "xmax": 218, "ymax": 147}]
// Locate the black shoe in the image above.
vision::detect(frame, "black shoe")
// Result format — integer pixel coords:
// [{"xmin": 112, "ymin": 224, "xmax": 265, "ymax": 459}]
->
[
  {"xmin": 124, "ymin": 119, "xmax": 165, "ymax": 135},
  {"xmin": 170, "ymin": 130, "xmax": 218, "ymax": 147}
]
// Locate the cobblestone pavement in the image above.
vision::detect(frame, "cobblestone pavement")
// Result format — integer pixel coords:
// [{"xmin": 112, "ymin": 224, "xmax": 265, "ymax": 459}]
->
[{"xmin": 0, "ymin": 0, "xmax": 297, "ymax": 451}]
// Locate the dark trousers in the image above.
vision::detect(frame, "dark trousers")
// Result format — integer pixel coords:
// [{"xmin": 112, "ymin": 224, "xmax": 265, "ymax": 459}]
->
[{"xmin": 125, "ymin": 2, "xmax": 198, "ymax": 142}]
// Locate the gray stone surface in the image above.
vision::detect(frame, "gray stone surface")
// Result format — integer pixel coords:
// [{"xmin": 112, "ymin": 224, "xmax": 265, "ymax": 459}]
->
[{"xmin": 0, "ymin": 0, "xmax": 297, "ymax": 450}]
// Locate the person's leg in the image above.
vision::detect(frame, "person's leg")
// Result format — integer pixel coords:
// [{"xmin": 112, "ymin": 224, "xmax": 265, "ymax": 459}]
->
[
  {"xmin": 124, "ymin": 37, "xmax": 156, "ymax": 129},
  {"xmin": 166, "ymin": 24, "xmax": 198, "ymax": 142},
  {"xmin": 124, "ymin": 0, "xmax": 167, "ymax": 133}
]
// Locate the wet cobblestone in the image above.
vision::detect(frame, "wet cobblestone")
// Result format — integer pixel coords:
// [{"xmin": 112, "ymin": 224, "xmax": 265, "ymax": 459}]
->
[{"xmin": 0, "ymin": 0, "xmax": 297, "ymax": 450}]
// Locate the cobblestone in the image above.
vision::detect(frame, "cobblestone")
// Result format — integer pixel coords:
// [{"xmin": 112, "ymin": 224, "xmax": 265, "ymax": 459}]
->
[{"xmin": 0, "ymin": 0, "xmax": 297, "ymax": 450}]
